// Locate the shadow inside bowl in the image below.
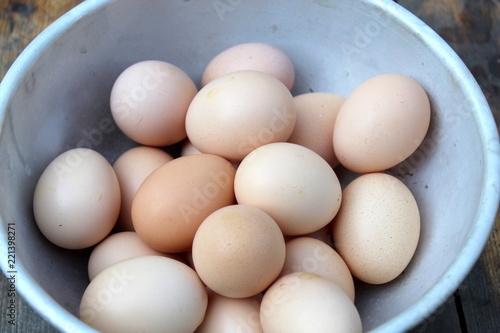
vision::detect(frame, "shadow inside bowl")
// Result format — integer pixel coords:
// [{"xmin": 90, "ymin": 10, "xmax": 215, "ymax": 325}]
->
[{"xmin": 0, "ymin": 0, "xmax": 499, "ymax": 332}]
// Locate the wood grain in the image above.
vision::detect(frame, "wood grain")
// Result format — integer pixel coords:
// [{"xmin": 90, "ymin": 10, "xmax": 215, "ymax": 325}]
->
[
  {"xmin": 1, "ymin": 0, "xmax": 499, "ymax": 332},
  {"xmin": 0, "ymin": 0, "xmax": 83, "ymax": 80}
]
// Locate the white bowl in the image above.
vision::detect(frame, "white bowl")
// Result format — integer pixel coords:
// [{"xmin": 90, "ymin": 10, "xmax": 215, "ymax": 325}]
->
[{"xmin": 1, "ymin": 0, "xmax": 499, "ymax": 332}]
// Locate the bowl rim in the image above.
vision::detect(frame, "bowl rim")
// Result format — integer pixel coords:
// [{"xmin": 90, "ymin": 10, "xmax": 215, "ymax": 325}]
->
[
  {"xmin": 0, "ymin": 2, "xmax": 113, "ymax": 332},
  {"xmin": 367, "ymin": 1, "xmax": 500, "ymax": 331},
  {"xmin": 0, "ymin": 0, "xmax": 499, "ymax": 332}
]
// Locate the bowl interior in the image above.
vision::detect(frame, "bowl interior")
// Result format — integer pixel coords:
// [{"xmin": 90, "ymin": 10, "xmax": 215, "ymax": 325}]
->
[{"xmin": 1, "ymin": 0, "xmax": 498, "ymax": 332}]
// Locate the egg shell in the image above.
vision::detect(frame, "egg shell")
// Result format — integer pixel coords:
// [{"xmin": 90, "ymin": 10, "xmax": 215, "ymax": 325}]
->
[
  {"xmin": 87, "ymin": 231, "xmax": 183, "ymax": 281},
  {"xmin": 260, "ymin": 272, "xmax": 362, "ymax": 333},
  {"xmin": 201, "ymin": 42, "xmax": 295, "ymax": 90},
  {"xmin": 132, "ymin": 153, "xmax": 236, "ymax": 253},
  {"xmin": 280, "ymin": 237, "xmax": 355, "ymax": 301},
  {"xmin": 80, "ymin": 256, "xmax": 207, "ymax": 333},
  {"xmin": 234, "ymin": 142, "xmax": 342, "ymax": 235},
  {"xmin": 196, "ymin": 291, "xmax": 264, "ymax": 333},
  {"xmin": 33, "ymin": 148, "xmax": 120, "ymax": 249},
  {"xmin": 288, "ymin": 92, "xmax": 345, "ymax": 167},
  {"xmin": 112, "ymin": 146, "xmax": 173, "ymax": 231},
  {"xmin": 192, "ymin": 204, "xmax": 286, "ymax": 298},
  {"xmin": 332, "ymin": 172, "xmax": 421, "ymax": 284},
  {"xmin": 185, "ymin": 70, "xmax": 297, "ymax": 162},
  {"xmin": 333, "ymin": 73, "xmax": 431, "ymax": 173},
  {"xmin": 110, "ymin": 60, "xmax": 198, "ymax": 146}
]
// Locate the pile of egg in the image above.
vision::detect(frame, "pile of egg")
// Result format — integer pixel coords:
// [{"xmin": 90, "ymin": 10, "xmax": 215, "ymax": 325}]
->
[{"xmin": 32, "ymin": 42, "xmax": 431, "ymax": 333}]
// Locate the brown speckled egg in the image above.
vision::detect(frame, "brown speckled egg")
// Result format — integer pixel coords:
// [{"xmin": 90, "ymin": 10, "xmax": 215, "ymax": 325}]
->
[
  {"xmin": 192, "ymin": 204, "xmax": 286, "ymax": 298},
  {"xmin": 332, "ymin": 173, "xmax": 420, "ymax": 284},
  {"xmin": 132, "ymin": 154, "xmax": 236, "ymax": 253},
  {"xmin": 113, "ymin": 146, "xmax": 173, "ymax": 231},
  {"xmin": 288, "ymin": 92, "xmax": 345, "ymax": 167}
]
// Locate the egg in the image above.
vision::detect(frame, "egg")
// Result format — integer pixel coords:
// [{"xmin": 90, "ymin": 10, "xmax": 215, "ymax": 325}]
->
[
  {"xmin": 260, "ymin": 272, "xmax": 362, "ymax": 333},
  {"xmin": 332, "ymin": 172, "xmax": 421, "ymax": 284},
  {"xmin": 333, "ymin": 73, "xmax": 431, "ymax": 173},
  {"xmin": 288, "ymin": 92, "xmax": 345, "ymax": 167},
  {"xmin": 110, "ymin": 60, "xmax": 198, "ymax": 146},
  {"xmin": 201, "ymin": 42, "xmax": 295, "ymax": 90},
  {"xmin": 87, "ymin": 231, "xmax": 183, "ymax": 281},
  {"xmin": 196, "ymin": 291, "xmax": 263, "ymax": 333},
  {"xmin": 132, "ymin": 153, "xmax": 236, "ymax": 253},
  {"xmin": 185, "ymin": 70, "xmax": 297, "ymax": 162},
  {"xmin": 112, "ymin": 146, "xmax": 173, "ymax": 231},
  {"xmin": 280, "ymin": 237, "xmax": 355, "ymax": 301},
  {"xmin": 192, "ymin": 204, "xmax": 286, "ymax": 298},
  {"xmin": 80, "ymin": 256, "xmax": 207, "ymax": 333},
  {"xmin": 33, "ymin": 148, "xmax": 120, "ymax": 249},
  {"xmin": 234, "ymin": 142, "xmax": 342, "ymax": 235}
]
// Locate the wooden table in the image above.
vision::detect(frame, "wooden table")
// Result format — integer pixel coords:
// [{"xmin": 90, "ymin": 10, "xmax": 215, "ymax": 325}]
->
[{"xmin": 0, "ymin": 0, "xmax": 499, "ymax": 332}]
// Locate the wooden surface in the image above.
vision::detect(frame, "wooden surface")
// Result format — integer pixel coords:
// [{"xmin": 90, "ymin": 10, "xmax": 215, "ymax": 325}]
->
[{"xmin": 0, "ymin": 0, "xmax": 499, "ymax": 332}]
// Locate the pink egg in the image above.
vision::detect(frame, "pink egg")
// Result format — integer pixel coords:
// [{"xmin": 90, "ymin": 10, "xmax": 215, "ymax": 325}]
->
[
  {"xmin": 202, "ymin": 42, "xmax": 295, "ymax": 90},
  {"xmin": 333, "ymin": 73, "xmax": 431, "ymax": 173},
  {"xmin": 110, "ymin": 60, "xmax": 197, "ymax": 146}
]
